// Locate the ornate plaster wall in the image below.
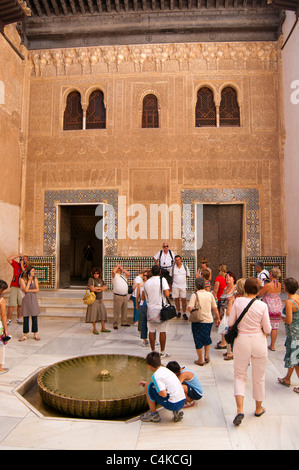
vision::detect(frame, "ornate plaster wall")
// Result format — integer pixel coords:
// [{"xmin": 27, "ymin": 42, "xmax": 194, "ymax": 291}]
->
[
  {"xmin": 0, "ymin": 26, "xmax": 27, "ymax": 282},
  {"xmin": 23, "ymin": 41, "xmax": 286, "ymax": 266},
  {"xmin": 282, "ymin": 12, "xmax": 299, "ymax": 279}
]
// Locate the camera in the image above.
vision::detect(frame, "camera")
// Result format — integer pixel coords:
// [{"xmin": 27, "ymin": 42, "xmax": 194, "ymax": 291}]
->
[{"xmin": 1, "ymin": 334, "xmax": 12, "ymax": 345}]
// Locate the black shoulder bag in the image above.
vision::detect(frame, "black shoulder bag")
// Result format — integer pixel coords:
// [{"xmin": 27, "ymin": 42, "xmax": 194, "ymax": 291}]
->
[
  {"xmin": 225, "ymin": 298, "xmax": 256, "ymax": 345},
  {"xmin": 160, "ymin": 277, "xmax": 177, "ymax": 321}
]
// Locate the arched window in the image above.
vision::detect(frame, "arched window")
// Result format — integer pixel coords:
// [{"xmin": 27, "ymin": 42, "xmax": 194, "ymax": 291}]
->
[
  {"xmin": 219, "ymin": 87, "xmax": 240, "ymax": 127},
  {"xmin": 195, "ymin": 87, "xmax": 216, "ymax": 127},
  {"xmin": 142, "ymin": 94, "xmax": 159, "ymax": 128},
  {"xmin": 86, "ymin": 90, "xmax": 106, "ymax": 129},
  {"xmin": 63, "ymin": 91, "xmax": 83, "ymax": 130}
]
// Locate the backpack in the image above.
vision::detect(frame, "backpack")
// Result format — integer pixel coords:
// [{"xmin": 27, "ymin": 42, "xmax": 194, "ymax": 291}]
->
[{"xmin": 159, "ymin": 250, "xmax": 174, "ymax": 266}]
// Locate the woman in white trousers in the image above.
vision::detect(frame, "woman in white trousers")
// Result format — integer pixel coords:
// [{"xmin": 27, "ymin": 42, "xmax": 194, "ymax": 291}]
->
[{"xmin": 228, "ymin": 277, "xmax": 272, "ymax": 426}]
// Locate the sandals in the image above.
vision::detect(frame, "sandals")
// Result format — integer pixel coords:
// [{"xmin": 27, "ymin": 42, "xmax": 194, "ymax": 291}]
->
[
  {"xmin": 278, "ymin": 379, "xmax": 299, "ymax": 393},
  {"xmin": 19, "ymin": 334, "xmax": 40, "ymax": 341},
  {"xmin": 255, "ymin": 407, "xmax": 266, "ymax": 417},
  {"xmin": 278, "ymin": 377, "xmax": 290, "ymax": 387},
  {"xmin": 224, "ymin": 355, "xmax": 233, "ymax": 361},
  {"xmin": 233, "ymin": 413, "xmax": 244, "ymax": 426},
  {"xmin": 194, "ymin": 360, "xmax": 205, "ymax": 366},
  {"xmin": 19, "ymin": 336, "xmax": 28, "ymax": 342},
  {"xmin": 194, "ymin": 357, "xmax": 210, "ymax": 366}
]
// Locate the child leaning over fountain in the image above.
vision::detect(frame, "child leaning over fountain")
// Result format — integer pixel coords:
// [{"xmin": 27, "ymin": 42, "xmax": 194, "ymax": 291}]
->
[
  {"xmin": 139, "ymin": 351, "xmax": 185, "ymax": 422},
  {"xmin": 166, "ymin": 361, "xmax": 203, "ymax": 408}
]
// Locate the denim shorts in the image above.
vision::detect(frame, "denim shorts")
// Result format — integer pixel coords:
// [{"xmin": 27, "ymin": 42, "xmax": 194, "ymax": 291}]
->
[{"xmin": 147, "ymin": 382, "xmax": 185, "ymax": 411}]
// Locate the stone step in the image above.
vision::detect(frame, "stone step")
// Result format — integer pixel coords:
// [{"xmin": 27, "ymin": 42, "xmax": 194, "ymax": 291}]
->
[
  {"xmin": 4, "ymin": 288, "xmax": 192, "ymax": 322},
  {"xmin": 4, "ymin": 289, "xmax": 132, "ymax": 321},
  {"xmin": 36, "ymin": 289, "xmax": 134, "ymax": 321}
]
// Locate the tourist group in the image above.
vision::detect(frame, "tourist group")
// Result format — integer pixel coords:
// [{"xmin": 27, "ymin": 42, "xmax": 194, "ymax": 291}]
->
[{"xmin": 1, "ymin": 243, "xmax": 298, "ymax": 426}]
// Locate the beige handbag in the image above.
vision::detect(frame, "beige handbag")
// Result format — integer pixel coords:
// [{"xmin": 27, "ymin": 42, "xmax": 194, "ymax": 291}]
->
[{"xmin": 188, "ymin": 291, "xmax": 204, "ymax": 323}]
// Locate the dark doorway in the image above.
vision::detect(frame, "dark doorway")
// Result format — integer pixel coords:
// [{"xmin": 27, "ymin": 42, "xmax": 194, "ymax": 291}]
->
[
  {"xmin": 196, "ymin": 204, "xmax": 243, "ymax": 283},
  {"xmin": 59, "ymin": 204, "xmax": 103, "ymax": 288}
]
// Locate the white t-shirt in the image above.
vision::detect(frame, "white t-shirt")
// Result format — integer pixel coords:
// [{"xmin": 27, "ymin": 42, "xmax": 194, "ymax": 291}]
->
[
  {"xmin": 112, "ymin": 273, "xmax": 128, "ymax": 295},
  {"xmin": 144, "ymin": 276, "xmax": 169, "ymax": 322},
  {"xmin": 152, "ymin": 366, "xmax": 185, "ymax": 404},
  {"xmin": 139, "ymin": 283, "xmax": 145, "ymax": 306},
  {"xmin": 132, "ymin": 275, "xmax": 143, "ymax": 297},
  {"xmin": 154, "ymin": 250, "xmax": 175, "ymax": 268},
  {"xmin": 170, "ymin": 264, "xmax": 190, "ymax": 289},
  {"xmin": 257, "ymin": 269, "xmax": 270, "ymax": 286}
]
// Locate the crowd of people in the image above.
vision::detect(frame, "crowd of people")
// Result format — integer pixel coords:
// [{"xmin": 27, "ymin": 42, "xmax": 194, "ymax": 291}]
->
[
  {"xmin": 0, "ymin": 246, "xmax": 298, "ymax": 426},
  {"xmin": 83, "ymin": 243, "xmax": 299, "ymax": 425}
]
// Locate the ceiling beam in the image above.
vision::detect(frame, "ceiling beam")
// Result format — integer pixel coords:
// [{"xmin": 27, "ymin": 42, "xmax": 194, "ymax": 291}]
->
[
  {"xmin": 78, "ymin": 0, "xmax": 86, "ymax": 14},
  {"xmin": 59, "ymin": 0, "xmax": 68, "ymax": 14},
  {"xmin": 50, "ymin": 0, "xmax": 60, "ymax": 15}
]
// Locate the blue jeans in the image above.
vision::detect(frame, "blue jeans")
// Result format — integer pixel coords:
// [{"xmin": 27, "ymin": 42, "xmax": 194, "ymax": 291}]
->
[
  {"xmin": 132, "ymin": 296, "xmax": 139, "ymax": 322},
  {"xmin": 139, "ymin": 303, "xmax": 148, "ymax": 340}
]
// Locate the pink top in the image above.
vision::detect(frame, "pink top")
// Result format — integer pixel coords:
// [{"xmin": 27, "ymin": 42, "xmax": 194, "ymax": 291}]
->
[{"xmin": 228, "ymin": 297, "xmax": 272, "ymax": 336}]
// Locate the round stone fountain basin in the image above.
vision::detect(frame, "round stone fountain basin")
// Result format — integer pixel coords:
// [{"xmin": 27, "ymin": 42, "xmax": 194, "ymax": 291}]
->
[{"xmin": 37, "ymin": 354, "xmax": 152, "ymax": 420}]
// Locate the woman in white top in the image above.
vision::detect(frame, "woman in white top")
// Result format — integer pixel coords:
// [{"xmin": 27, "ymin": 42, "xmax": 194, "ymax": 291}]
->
[
  {"xmin": 228, "ymin": 277, "xmax": 271, "ymax": 426},
  {"xmin": 136, "ymin": 270, "xmax": 151, "ymax": 346}
]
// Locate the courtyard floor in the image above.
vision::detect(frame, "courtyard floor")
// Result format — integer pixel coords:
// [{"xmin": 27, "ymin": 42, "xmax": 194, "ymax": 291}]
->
[{"xmin": 1, "ymin": 304, "xmax": 298, "ymax": 451}]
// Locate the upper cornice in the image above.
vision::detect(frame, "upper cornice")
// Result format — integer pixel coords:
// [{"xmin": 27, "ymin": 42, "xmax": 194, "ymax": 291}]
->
[{"xmin": 18, "ymin": 0, "xmax": 285, "ymax": 49}]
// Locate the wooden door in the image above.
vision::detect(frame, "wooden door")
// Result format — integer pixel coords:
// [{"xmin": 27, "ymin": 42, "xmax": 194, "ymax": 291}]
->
[{"xmin": 196, "ymin": 204, "xmax": 243, "ymax": 283}]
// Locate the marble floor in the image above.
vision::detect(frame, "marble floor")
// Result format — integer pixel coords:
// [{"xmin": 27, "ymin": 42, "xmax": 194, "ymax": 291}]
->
[{"xmin": 1, "ymin": 307, "xmax": 299, "ymax": 451}]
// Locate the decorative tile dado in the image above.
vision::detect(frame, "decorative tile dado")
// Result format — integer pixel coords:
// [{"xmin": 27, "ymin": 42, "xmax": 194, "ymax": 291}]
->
[
  {"xmin": 27, "ymin": 256, "xmax": 56, "ymax": 289},
  {"xmin": 104, "ymin": 256, "xmax": 196, "ymax": 291},
  {"xmin": 246, "ymin": 256, "xmax": 286, "ymax": 283},
  {"xmin": 43, "ymin": 189, "xmax": 118, "ymax": 256},
  {"xmin": 181, "ymin": 188, "xmax": 260, "ymax": 257}
]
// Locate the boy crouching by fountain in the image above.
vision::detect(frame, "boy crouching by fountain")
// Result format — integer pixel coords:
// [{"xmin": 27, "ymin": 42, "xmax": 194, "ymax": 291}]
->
[
  {"xmin": 166, "ymin": 361, "xmax": 203, "ymax": 408},
  {"xmin": 139, "ymin": 351, "xmax": 185, "ymax": 422}
]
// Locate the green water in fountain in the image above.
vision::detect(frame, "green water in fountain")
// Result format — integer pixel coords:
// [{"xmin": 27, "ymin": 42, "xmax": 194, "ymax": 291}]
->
[{"xmin": 39, "ymin": 354, "xmax": 152, "ymax": 401}]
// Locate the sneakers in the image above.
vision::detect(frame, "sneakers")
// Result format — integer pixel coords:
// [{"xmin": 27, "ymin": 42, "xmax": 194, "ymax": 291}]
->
[
  {"xmin": 183, "ymin": 401, "xmax": 194, "ymax": 409},
  {"xmin": 160, "ymin": 352, "xmax": 171, "ymax": 358},
  {"xmin": 140, "ymin": 410, "xmax": 183, "ymax": 423},
  {"xmin": 7, "ymin": 319, "xmax": 23, "ymax": 325},
  {"xmin": 183, "ymin": 313, "xmax": 188, "ymax": 321},
  {"xmin": 140, "ymin": 411, "xmax": 161, "ymax": 422},
  {"xmin": 173, "ymin": 410, "xmax": 184, "ymax": 422}
]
